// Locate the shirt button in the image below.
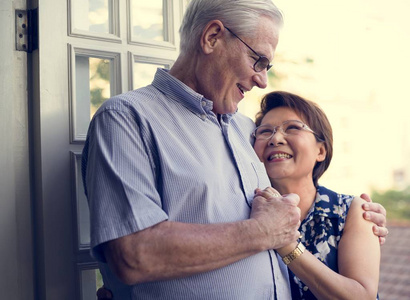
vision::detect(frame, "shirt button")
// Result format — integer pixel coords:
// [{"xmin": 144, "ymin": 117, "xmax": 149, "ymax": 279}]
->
[
  {"xmin": 201, "ymin": 100, "xmax": 207, "ymax": 107},
  {"xmin": 200, "ymin": 114, "xmax": 207, "ymax": 120},
  {"xmin": 303, "ymin": 286, "xmax": 309, "ymax": 291}
]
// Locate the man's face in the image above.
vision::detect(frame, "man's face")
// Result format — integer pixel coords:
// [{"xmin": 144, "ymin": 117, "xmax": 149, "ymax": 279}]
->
[{"xmin": 206, "ymin": 18, "xmax": 280, "ymax": 114}]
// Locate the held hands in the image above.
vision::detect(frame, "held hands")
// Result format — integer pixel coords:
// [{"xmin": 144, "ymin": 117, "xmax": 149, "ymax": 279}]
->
[
  {"xmin": 251, "ymin": 187, "xmax": 301, "ymax": 250},
  {"xmin": 360, "ymin": 193, "xmax": 388, "ymax": 245}
]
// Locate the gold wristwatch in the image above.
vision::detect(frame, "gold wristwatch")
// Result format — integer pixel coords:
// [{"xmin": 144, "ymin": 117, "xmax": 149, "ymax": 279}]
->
[{"xmin": 282, "ymin": 241, "xmax": 305, "ymax": 265}]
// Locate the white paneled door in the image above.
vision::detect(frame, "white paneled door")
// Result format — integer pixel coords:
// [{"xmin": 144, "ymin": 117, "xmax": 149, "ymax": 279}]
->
[{"xmin": 32, "ymin": 1, "xmax": 186, "ymax": 298}]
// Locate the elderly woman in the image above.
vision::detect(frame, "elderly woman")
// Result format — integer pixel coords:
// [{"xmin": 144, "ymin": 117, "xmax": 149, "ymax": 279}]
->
[{"xmin": 253, "ymin": 91, "xmax": 380, "ymax": 299}]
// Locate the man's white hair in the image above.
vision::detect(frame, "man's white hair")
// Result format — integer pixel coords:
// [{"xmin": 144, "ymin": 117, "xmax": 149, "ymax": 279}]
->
[{"xmin": 179, "ymin": 0, "xmax": 283, "ymax": 55}]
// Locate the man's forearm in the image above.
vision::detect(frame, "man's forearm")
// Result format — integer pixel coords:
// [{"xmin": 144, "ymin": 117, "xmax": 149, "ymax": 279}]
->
[
  {"xmin": 104, "ymin": 193, "xmax": 301, "ymax": 285},
  {"xmin": 104, "ymin": 219, "xmax": 267, "ymax": 285}
]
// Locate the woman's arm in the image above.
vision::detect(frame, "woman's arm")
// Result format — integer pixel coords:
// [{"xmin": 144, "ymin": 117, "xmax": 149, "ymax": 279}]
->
[{"xmin": 276, "ymin": 196, "xmax": 380, "ymax": 300}]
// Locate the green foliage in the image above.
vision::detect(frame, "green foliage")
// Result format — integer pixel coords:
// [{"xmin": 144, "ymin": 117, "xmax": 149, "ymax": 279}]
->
[
  {"xmin": 90, "ymin": 59, "xmax": 110, "ymax": 110},
  {"xmin": 371, "ymin": 188, "xmax": 410, "ymax": 221},
  {"xmin": 96, "ymin": 269, "xmax": 104, "ymax": 289},
  {"xmin": 267, "ymin": 68, "xmax": 283, "ymax": 88},
  {"xmin": 95, "ymin": 60, "xmax": 110, "ymax": 81},
  {"xmin": 90, "ymin": 88, "xmax": 106, "ymax": 108},
  {"xmin": 267, "ymin": 54, "xmax": 314, "ymax": 88}
]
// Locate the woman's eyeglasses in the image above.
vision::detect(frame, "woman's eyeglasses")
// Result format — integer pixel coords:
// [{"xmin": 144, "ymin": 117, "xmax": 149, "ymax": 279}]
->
[{"xmin": 252, "ymin": 120, "xmax": 323, "ymax": 141}]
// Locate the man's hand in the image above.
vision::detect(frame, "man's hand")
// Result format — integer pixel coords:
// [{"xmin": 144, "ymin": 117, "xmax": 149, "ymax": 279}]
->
[
  {"xmin": 252, "ymin": 187, "xmax": 301, "ymax": 249},
  {"xmin": 360, "ymin": 193, "xmax": 388, "ymax": 245}
]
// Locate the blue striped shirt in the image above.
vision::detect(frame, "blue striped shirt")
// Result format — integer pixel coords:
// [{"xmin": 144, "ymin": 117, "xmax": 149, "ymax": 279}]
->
[{"xmin": 82, "ymin": 68, "xmax": 291, "ymax": 299}]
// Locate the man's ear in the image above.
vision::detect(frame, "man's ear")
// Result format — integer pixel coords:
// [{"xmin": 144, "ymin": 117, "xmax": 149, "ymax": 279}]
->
[{"xmin": 200, "ymin": 20, "xmax": 225, "ymax": 54}]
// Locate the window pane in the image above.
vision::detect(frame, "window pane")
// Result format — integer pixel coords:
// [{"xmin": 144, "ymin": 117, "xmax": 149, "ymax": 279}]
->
[
  {"xmin": 74, "ymin": 153, "xmax": 90, "ymax": 247},
  {"xmin": 72, "ymin": 0, "xmax": 112, "ymax": 33},
  {"xmin": 133, "ymin": 62, "xmax": 165, "ymax": 89},
  {"xmin": 75, "ymin": 55, "xmax": 111, "ymax": 137},
  {"xmin": 130, "ymin": 0, "xmax": 165, "ymax": 42},
  {"xmin": 89, "ymin": 57, "xmax": 111, "ymax": 116},
  {"xmin": 80, "ymin": 269, "xmax": 104, "ymax": 300}
]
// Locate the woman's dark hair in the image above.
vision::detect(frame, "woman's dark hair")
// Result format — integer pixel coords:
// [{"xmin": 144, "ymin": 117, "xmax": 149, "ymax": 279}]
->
[{"xmin": 255, "ymin": 91, "xmax": 333, "ymax": 187}]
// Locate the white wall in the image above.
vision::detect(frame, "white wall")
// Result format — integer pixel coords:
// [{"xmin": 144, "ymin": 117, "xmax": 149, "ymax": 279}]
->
[{"xmin": 0, "ymin": 1, "xmax": 34, "ymax": 299}]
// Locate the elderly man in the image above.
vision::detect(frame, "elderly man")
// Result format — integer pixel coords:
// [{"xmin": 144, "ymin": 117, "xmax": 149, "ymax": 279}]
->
[{"xmin": 82, "ymin": 0, "xmax": 387, "ymax": 299}]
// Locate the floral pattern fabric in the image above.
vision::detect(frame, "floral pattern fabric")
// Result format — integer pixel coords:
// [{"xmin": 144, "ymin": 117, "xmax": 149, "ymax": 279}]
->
[{"xmin": 288, "ymin": 185, "xmax": 354, "ymax": 299}]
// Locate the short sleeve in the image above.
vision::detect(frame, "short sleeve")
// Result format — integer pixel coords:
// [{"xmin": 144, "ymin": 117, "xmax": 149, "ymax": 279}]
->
[{"xmin": 82, "ymin": 106, "xmax": 168, "ymax": 261}]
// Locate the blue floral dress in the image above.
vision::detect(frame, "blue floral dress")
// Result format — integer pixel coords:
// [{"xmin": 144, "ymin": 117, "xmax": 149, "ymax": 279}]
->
[{"xmin": 288, "ymin": 185, "xmax": 378, "ymax": 299}]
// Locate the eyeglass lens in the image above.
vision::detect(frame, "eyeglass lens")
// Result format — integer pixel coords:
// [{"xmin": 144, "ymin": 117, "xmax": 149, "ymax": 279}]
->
[
  {"xmin": 255, "ymin": 57, "xmax": 272, "ymax": 72},
  {"xmin": 254, "ymin": 121, "xmax": 307, "ymax": 139},
  {"xmin": 225, "ymin": 26, "xmax": 272, "ymax": 72}
]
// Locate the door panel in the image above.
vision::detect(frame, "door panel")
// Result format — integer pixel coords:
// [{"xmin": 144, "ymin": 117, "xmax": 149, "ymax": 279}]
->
[{"xmin": 34, "ymin": 0, "xmax": 187, "ymax": 298}]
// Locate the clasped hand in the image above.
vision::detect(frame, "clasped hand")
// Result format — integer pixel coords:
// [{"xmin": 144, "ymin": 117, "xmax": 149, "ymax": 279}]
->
[{"xmin": 251, "ymin": 187, "xmax": 301, "ymax": 250}]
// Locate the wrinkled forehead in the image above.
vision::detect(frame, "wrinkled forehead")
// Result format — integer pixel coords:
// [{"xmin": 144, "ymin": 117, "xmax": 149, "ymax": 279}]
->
[{"xmin": 247, "ymin": 16, "xmax": 280, "ymax": 61}]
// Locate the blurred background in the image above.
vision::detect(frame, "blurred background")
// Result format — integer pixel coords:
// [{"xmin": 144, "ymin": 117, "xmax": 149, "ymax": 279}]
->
[
  {"xmin": 239, "ymin": 0, "xmax": 410, "ymax": 224},
  {"xmin": 237, "ymin": 2, "xmax": 410, "ymax": 298}
]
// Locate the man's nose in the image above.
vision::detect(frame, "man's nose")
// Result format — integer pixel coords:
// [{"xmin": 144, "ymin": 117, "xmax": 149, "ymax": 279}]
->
[{"xmin": 253, "ymin": 70, "xmax": 268, "ymax": 89}]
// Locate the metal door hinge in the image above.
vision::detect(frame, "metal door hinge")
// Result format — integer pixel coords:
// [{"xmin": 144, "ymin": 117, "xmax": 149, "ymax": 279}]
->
[{"xmin": 15, "ymin": 8, "xmax": 38, "ymax": 53}]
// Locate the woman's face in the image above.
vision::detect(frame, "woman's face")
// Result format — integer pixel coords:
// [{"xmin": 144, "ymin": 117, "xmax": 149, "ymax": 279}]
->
[{"xmin": 253, "ymin": 107, "xmax": 326, "ymax": 185}]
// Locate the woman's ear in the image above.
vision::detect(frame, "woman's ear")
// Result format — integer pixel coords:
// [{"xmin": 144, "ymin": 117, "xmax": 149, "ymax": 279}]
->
[
  {"xmin": 200, "ymin": 20, "xmax": 224, "ymax": 54},
  {"xmin": 316, "ymin": 143, "xmax": 327, "ymax": 162}
]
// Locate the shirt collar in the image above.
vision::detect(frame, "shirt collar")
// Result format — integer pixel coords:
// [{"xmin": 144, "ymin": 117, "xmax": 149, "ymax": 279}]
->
[{"xmin": 151, "ymin": 68, "xmax": 237, "ymax": 120}]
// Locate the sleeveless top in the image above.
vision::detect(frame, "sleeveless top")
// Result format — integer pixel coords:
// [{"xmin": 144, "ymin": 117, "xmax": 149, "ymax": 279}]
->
[{"xmin": 289, "ymin": 186, "xmax": 353, "ymax": 299}]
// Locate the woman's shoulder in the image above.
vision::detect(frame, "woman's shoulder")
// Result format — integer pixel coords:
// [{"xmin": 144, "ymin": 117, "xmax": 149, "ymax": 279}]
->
[
  {"xmin": 317, "ymin": 185, "xmax": 353, "ymax": 198},
  {"xmin": 346, "ymin": 196, "xmax": 368, "ymax": 217}
]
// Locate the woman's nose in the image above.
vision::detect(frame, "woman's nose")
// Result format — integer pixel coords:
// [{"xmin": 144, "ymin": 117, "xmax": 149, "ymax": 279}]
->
[{"xmin": 268, "ymin": 129, "xmax": 285, "ymax": 146}]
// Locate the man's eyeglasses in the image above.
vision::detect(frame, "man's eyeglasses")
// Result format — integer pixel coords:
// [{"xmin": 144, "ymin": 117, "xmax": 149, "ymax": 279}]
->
[
  {"xmin": 252, "ymin": 120, "xmax": 323, "ymax": 141},
  {"xmin": 225, "ymin": 26, "xmax": 273, "ymax": 73}
]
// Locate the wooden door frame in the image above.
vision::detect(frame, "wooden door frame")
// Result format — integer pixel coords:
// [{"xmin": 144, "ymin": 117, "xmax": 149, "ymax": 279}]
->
[{"xmin": 0, "ymin": 0, "xmax": 35, "ymax": 299}]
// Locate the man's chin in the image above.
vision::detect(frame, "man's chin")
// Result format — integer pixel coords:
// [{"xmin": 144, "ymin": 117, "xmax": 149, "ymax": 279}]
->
[{"xmin": 213, "ymin": 106, "xmax": 236, "ymax": 115}]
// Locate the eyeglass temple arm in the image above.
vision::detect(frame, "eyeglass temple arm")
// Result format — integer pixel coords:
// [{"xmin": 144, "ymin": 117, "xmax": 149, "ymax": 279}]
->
[{"xmin": 224, "ymin": 26, "xmax": 259, "ymax": 56}]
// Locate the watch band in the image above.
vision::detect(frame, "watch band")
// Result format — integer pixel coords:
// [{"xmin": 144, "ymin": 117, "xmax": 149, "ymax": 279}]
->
[{"xmin": 282, "ymin": 241, "xmax": 305, "ymax": 265}]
